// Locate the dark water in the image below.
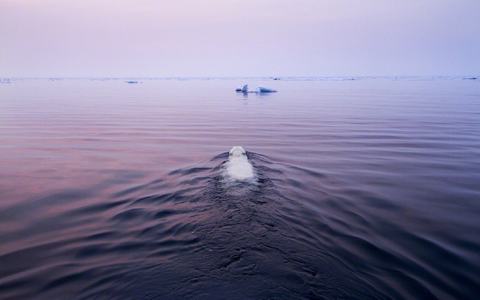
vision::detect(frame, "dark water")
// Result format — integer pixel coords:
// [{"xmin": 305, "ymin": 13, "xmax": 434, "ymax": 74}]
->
[{"xmin": 1, "ymin": 78, "xmax": 479, "ymax": 299}]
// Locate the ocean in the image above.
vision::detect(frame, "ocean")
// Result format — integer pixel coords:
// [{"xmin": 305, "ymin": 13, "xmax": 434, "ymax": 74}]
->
[{"xmin": 0, "ymin": 77, "xmax": 479, "ymax": 299}]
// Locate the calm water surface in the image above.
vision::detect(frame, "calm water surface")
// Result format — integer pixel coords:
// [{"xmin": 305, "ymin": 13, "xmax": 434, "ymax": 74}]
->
[{"xmin": 0, "ymin": 78, "xmax": 479, "ymax": 299}]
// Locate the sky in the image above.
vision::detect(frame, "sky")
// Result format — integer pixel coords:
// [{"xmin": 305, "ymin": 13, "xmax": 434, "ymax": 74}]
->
[{"xmin": 1, "ymin": 0, "xmax": 479, "ymax": 77}]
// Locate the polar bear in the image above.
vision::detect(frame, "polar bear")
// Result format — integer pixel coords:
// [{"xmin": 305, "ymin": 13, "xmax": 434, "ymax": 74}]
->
[{"xmin": 224, "ymin": 146, "xmax": 255, "ymax": 181}]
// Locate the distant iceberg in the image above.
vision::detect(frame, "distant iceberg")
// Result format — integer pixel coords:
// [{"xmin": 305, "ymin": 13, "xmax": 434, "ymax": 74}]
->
[
  {"xmin": 236, "ymin": 84, "xmax": 277, "ymax": 94},
  {"xmin": 235, "ymin": 84, "xmax": 249, "ymax": 93},
  {"xmin": 257, "ymin": 87, "xmax": 277, "ymax": 93},
  {"xmin": 125, "ymin": 80, "xmax": 139, "ymax": 84}
]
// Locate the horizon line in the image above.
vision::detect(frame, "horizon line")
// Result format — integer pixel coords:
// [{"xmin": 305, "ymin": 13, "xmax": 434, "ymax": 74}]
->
[{"xmin": 1, "ymin": 75, "xmax": 478, "ymax": 79}]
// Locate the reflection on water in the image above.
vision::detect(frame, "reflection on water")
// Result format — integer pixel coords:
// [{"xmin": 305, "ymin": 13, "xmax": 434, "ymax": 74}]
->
[{"xmin": 0, "ymin": 78, "xmax": 479, "ymax": 299}]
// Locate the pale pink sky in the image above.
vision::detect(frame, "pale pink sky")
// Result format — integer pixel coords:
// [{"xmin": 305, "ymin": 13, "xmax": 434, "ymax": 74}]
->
[{"xmin": 1, "ymin": 0, "xmax": 479, "ymax": 77}]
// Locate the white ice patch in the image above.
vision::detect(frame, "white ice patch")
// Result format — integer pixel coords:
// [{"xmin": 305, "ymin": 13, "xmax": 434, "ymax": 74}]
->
[{"xmin": 224, "ymin": 146, "xmax": 255, "ymax": 181}]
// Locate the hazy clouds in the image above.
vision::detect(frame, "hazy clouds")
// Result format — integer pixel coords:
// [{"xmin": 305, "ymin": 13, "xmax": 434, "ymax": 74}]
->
[{"xmin": 1, "ymin": 0, "xmax": 479, "ymax": 76}]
